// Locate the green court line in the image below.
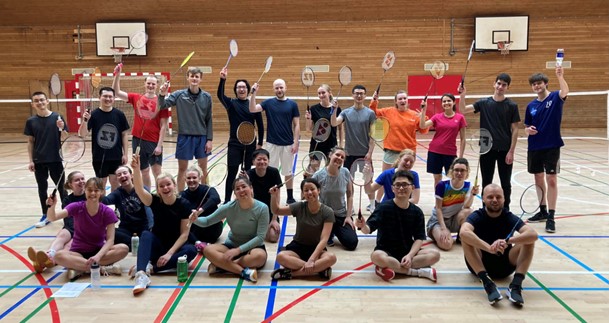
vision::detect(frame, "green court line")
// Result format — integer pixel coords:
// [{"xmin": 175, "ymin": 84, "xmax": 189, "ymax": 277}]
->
[
  {"xmin": 224, "ymin": 278, "xmax": 244, "ymax": 323},
  {"xmin": 160, "ymin": 256, "xmax": 207, "ymax": 323},
  {"xmin": 20, "ymin": 297, "xmax": 53, "ymax": 322},
  {"xmin": 0, "ymin": 273, "xmax": 34, "ymax": 298},
  {"xmin": 527, "ymin": 272, "xmax": 586, "ymax": 322}
]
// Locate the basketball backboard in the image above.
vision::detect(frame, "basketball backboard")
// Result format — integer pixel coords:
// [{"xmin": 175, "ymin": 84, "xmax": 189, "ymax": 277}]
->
[
  {"xmin": 474, "ymin": 16, "xmax": 529, "ymax": 52},
  {"xmin": 96, "ymin": 22, "xmax": 147, "ymax": 57}
]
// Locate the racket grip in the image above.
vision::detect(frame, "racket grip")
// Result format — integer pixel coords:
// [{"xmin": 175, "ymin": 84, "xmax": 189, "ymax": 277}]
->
[
  {"xmin": 135, "ymin": 146, "xmax": 141, "ymax": 156},
  {"xmin": 357, "ymin": 211, "xmax": 363, "ymax": 231},
  {"xmin": 375, "ymin": 84, "xmax": 381, "ymax": 96},
  {"xmin": 46, "ymin": 189, "xmax": 58, "ymax": 206}
]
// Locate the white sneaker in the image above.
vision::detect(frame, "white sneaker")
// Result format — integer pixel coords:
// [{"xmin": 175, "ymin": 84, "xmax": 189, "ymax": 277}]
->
[
  {"xmin": 417, "ymin": 267, "xmax": 437, "ymax": 282},
  {"xmin": 35, "ymin": 219, "xmax": 50, "ymax": 228},
  {"xmin": 133, "ymin": 271, "xmax": 151, "ymax": 295},
  {"xmin": 67, "ymin": 269, "xmax": 84, "ymax": 281},
  {"xmin": 129, "ymin": 263, "xmax": 153, "ymax": 278},
  {"xmin": 101, "ymin": 263, "xmax": 122, "ymax": 276}
]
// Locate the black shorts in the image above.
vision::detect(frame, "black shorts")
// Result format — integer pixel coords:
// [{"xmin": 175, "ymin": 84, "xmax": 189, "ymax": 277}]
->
[
  {"xmin": 374, "ymin": 245, "xmax": 411, "ymax": 261},
  {"xmin": 465, "ymin": 245, "xmax": 516, "ymax": 279},
  {"xmin": 426, "ymin": 151, "xmax": 456, "ymax": 175},
  {"xmin": 73, "ymin": 249, "xmax": 101, "ymax": 259},
  {"xmin": 344, "ymin": 155, "xmax": 365, "ymax": 172},
  {"xmin": 284, "ymin": 240, "xmax": 325, "ymax": 261},
  {"xmin": 92, "ymin": 160, "xmax": 122, "ymax": 178},
  {"xmin": 132, "ymin": 137, "xmax": 163, "ymax": 169},
  {"xmin": 62, "ymin": 217, "xmax": 75, "ymax": 237},
  {"xmin": 527, "ymin": 148, "xmax": 560, "ymax": 174},
  {"xmin": 223, "ymin": 241, "xmax": 267, "ymax": 261},
  {"xmin": 226, "ymin": 143, "xmax": 255, "ymax": 168}
]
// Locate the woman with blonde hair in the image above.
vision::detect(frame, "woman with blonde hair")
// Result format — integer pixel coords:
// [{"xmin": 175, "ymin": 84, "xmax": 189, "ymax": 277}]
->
[
  {"xmin": 305, "ymin": 84, "xmax": 343, "ymax": 155},
  {"xmin": 367, "ymin": 149, "xmax": 421, "ymax": 204}
]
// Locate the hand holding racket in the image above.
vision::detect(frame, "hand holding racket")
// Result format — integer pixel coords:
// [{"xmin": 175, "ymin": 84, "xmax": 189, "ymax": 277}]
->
[
  {"xmin": 424, "ymin": 61, "xmax": 447, "ymax": 101},
  {"xmin": 376, "ymin": 51, "xmax": 396, "ymax": 95},
  {"xmin": 223, "ymin": 39, "xmax": 239, "ymax": 69},
  {"xmin": 460, "ymin": 40, "xmax": 476, "ymax": 92},
  {"xmin": 49, "ymin": 73, "xmax": 62, "ymax": 111},
  {"xmin": 255, "ymin": 56, "xmax": 273, "ymax": 84},
  {"xmin": 331, "ymin": 66, "xmax": 352, "ymax": 115},
  {"xmin": 469, "ymin": 128, "xmax": 493, "ymax": 187},
  {"xmin": 350, "ymin": 158, "xmax": 374, "ymax": 226},
  {"xmin": 499, "ymin": 184, "xmax": 544, "ymax": 254}
]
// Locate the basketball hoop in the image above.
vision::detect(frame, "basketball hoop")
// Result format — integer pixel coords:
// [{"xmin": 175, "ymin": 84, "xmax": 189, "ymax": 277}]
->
[
  {"xmin": 497, "ymin": 41, "xmax": 512, "ymax": 56},
  {"xmin": 110, "ymin": 47, "xmax": 126, "ymax": 63}
]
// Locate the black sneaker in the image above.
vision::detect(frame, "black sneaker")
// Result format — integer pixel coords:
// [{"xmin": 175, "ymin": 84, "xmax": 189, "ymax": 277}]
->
[
  {"xmin": 286, "ymin": 198, "xmax": 296, "ymax": 204},
  {"xmin": 545, "ymin": 218, "xmax": 556, "ymax": 233},
  {"xmin": 271, "ymin": 268, "xmax": 292, "ymax": 280},
  {"xmin": 483, "ymin": 280, "xmax": 503, "ymax": 305},
  {"xmin": 527, "ymin": 211, "xmax": 548, "ymax": 222},
  {"xmin": 318, "ymin": 267, "xmax": 332, "ymax": 280},
  {"xmin": 506, "ymin": 285, "xmax": 524, "ymax": 306}
]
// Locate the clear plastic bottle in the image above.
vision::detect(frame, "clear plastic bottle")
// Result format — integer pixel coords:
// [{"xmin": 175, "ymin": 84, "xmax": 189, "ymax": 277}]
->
[
  {"xmin": 177, "ymin": 255, "xmax": 188, "ymax": 283},
  {"xmin": 91, "ymin": 262, "xmax": 101, "ymax": 290},
  {"xmin": 556, "ymin": 49, "xmax": 564, "ymax": 67},
  {"xmin": 131, "ymin": 233, "xmax": 139, "ymax": 256}
]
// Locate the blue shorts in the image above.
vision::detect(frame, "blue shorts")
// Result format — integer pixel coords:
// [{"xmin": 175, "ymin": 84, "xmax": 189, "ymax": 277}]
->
[
  {"xmin": 427, "ymin": 151, "xmax": 456, "ymax": 175},
  {"xmin": 176, "ymin": 135, "xmax": 211, "ymax": 160}
]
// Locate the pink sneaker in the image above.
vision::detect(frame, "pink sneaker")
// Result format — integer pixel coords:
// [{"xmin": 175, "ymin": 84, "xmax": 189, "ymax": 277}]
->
[
  {"xmin": 194, "ymin": 241, "xmax": 208, "ymax": 254},
  {"xmin": 375, "ymin": 265, "xmax": 395, "ymax": 282}
]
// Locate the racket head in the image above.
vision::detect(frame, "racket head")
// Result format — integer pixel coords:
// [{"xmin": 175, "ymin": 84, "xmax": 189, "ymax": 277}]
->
[
  {"xmin": 350, "ymin": 158, "xmax": 374, "ymax": 186},
  {"xmin": 130, "ymin": 31, "xmax": 148, "ymax": 49},
  {"xmin": 229, "ymin": 39, "xmax": 239, "ymax": 57},
  {"xmin": 469, "ymin": 128, "xmax": 493, "ymax": 155},
  {"xmin": 338, "ymin": 66, "xmax": 353, "ymax": 86},
  {"xmin": 301, "ymin": 66, "xmax": 315, "ymax": 87},
  {"xmin": 49, "ymin": 73, "xmax": 62, "ymax": 96},
  {"xmin": 311, "ymin": 118, "xmax": 331, "ymax": 143},
  {"xmin": 430, "ymin": 60, "xmax": 447, "ymax": 79},
  {"xmin": 370, "ymin": 117, "xmax": 390, "ymax": 142},
  {"xmin": 60, "ymin": 135, "xmax": 86, "ymax": 163},
  {"xmin": 135, "ymin": 95, "xmax": 159, "ymax": 120},
  {"xmin": 97, "ymin": 123, "xmax": 119, "ymax": 149},
  {"xmin": 381, "ymin": 51, "xmax": 396, "ymax": 71},
  {"xmin": 207, "ymin": 162, "xmax": 228, "ymax": 188},
  {"xmin": 263, "ymin": 56, "xmax": 273, "ymax": 73},
  {"xmin": 467, "ymin": 40, "xmax": 476, "ymax": 61},
  {"xmin": 302, "ymin": 151, "xmax": 328, "ymax": 176},
  {"xmin": 91, "ymin": 67, "xmax": 102, "ymax": 89},
  {"xmin": 180, "ymin": 51, "xmax": 196, "ymax": 69},
  {"xmin": 520, "ymin": 184, "xmax": 543, "ymax": 214},
  {"xmin": 236, "ymin": 121, "xmax": 256, "ymax": 145}
]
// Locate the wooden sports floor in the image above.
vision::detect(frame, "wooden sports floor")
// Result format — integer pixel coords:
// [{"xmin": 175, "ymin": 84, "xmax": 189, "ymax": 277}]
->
[{"xmin": 1, "ymin": 129, "xmax": 608, "ymax": 322}]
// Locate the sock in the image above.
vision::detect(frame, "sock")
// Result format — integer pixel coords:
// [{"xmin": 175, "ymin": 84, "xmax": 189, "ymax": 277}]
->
[
  {"xmin": 47, "ymin": 249, "xmax": 56, "ymax": 259},
  {"xmin": 477, "ymin": 271, "xmax": 492, "ymax": 284},
  {"xmin": 370, "ymin": 199, "xmax": 376, "ymax": 209},
  {"xmin": 539, "ymin": 205, "xmax": 548, "ymax": 214},
  {"xmin": 407, "ymin": 268, "xmax": 419, "ymax": 276},
  {"xmin": 287, "ymin": 189, "xmax": 294, "ymax": 200},
  {"xmin": 511, "ymin": 273, "xmax": 525, "ymax": 287},
  {"xmin": 548, "ymin": 209, "xmax": 555, "ymax": 219}
]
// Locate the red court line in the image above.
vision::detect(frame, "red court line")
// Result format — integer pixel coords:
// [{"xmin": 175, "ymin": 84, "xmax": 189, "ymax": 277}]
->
[
  {"xmin": 1, "ymin": 244, "xmax": 60, "ymax": 322},
  {"xmin": 154, "ymin": 253, "xmax": 203, "ymax": 323}
]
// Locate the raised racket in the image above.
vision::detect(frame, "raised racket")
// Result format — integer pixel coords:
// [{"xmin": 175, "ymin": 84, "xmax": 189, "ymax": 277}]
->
[
  {"xmin": 350, "ymin": 158, "xmax": 374, "ymax": 226},
  {"xmin": 460, "ymin": 40, "xmax": 475, "ymax": 90},
  {"xmin": 310, "ymin": 118, "xmax": 331, "ymax": 152},
  {"xmin": 330, "ymin": 66, "xmax": 352, "ymax": 115},
  {"xmin": 169, "ymin": 51, "xmax": 196, "ymax": 80},
  {"xmin": 504, "ymin": 184, "xmax": 544, "ymax": 242},
  {"xmin": 376, "ymin": 51, "xmax": 396, "ymax": 95},
  {"xmin": 224, "ymin": 39, "xmax": 239, "ymax": 69},
  {"xmin": 49, "ymin": 135, "xmax": 86, "ymax": 201},
  {"xmin": 89, "ymin": 67, "xmax": 102, "ymax": 111},
  {"xmin": 301, "ymin": 66, "xmax": 315, "ymax": 112},
  {"xmin": 424, "ymin": 60, "xmax": 447, "ymax": 101},
  {"xmin": 134, "ymin": 94, "xmax": 160, "ymax": 155},
  {"xmin": 276, "ymin": 151, "xmax": 328, "ymax": 188},
  {"xmin": 49, "ymin": 73, "xmax": 62, "ymax": 111},
  {"xmin": 189, "ymin": 162, "xmax": 228, "ymax": 228},
  {"xmin": 125, "ymin": 31, "xmax": 148, "ymax": 61},
  {"xmin": 370, "ymin": 116, "xmax": 390, "ymax": 154},
  {"xmin": 469, "ymin": 128, "xmax": 493, "ymax": 187},
  {"xmin": 256, "ymin": 56, "xmax": 273, "ymax": 84},
  {"xmin": 236, "ymin": 121, "xmax": 257, "ymax": 171}
]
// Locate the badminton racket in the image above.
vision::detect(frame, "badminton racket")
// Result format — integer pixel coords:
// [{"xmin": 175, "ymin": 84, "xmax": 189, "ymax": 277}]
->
[
  {"xmin": 301, "ymin": 66, "xmax": 315, "ymax": 112},
  {"xmin": 350, "ymin": 158, "xmax": 374, "ymax": 226},
  {"xmin": 236, "ymin": 121, "xmax": 257, "ymax": 171},
  {"xmin": 376, "ymin": 51, "xmax": 396, "ymax": 95},
  {"xmin": 424, "ymin": 61, "xmax": 447, "ymax": 101},
  {"xmin": 96, "ymin": 123, "xmax": 120, "ymax": 177},
  {"xmin": 276, "ymin": 151, "xmax": 329, "ymax": 188},
  {"xmin": 169, "ymin": 51, "xmax": 196, "ymax": 80},
  {"xmin": 89, "ymin": 67, "xmax": 102, "ymax": 112},
  {"xmin": 49, "ymin": 73, "xmax": 62, "ymax": 111},
  {"xmin": 505, "ymin": 184, "xmax": 544, "ymax": 241},
  {"xmin": 469, "ymin": 128, "xmax": 493, "ymax": 187},
  {"xmin": 256, "ymin": 56, "xmax": 273, "ymax": 84},
  {"xmin": 223, "ymin": 39, "xmax": 239, "ymax": 69},
  {"xmin": 134, "ymin": 94, "xmax": 160, "ymax": 155},
  {"xmin": 124, "ymin": 31, "xmax": 148, "ymax": 61},
  {"xmin": 189, "ymin": 162, "xmax": 228, "ymax": 228},
  {"xmin": 49, "ymin": 135, "xmax": 86, "ymax": 202},
  {"xmin": 370, "ymin": 116, "xmax": 391, "ymax": 155},
  {"xmin": 460, "ymin": 40, "xmax": 475, "ymax": 91},
  {"xmin": 310, "ymin": 117, "xmax": 331, "ymax": 152},
  {"xmin": 330, "ymin": 66, "xmax": 352, "ymax": 115}
]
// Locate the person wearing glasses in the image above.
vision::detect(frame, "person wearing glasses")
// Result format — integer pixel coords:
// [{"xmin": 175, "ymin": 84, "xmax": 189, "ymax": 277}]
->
[
  {"xmin": 356, "ymin": 170, "xmax": 440, "ymax": 282},
  {"xmin": 426, "ymin": 158, "xmax": 479, "ymax": 251}
]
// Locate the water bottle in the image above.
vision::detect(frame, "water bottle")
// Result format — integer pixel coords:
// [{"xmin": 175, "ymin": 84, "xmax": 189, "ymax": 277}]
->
[
  {"xmin": 90, "ymin": 262, "xmax": 101, "ymax": 289},
  {"xmin": 177, "ymin": 255, "xmax": 188, "ymax": 283},
  {"xmin": 556, "ymin": 49, "xmax": 564, "ymax": 67},
  {"xmin": 131, "ymin": 233, "xmax": 139, "ymax": 256}
]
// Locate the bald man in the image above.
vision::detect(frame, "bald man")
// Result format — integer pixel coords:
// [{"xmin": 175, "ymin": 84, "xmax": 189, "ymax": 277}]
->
[{"xmin": 460, "ymin": 184, "xmax": 538, "ymax": 306}]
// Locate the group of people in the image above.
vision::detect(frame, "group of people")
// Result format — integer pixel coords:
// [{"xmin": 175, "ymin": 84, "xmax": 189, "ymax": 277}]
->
[{"xmin": 24, "ymin": 61, "xmax": 569, "ymax": 304}]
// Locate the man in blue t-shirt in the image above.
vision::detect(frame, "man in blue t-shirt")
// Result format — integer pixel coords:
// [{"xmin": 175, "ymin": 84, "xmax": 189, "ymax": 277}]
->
[
  {"xmin": 523, "ymin": 66, "xmax": 569, "ymax": 234},
  {"xmin": 249, "ymin": 79, "xmax": 300, "ymax": 204}
]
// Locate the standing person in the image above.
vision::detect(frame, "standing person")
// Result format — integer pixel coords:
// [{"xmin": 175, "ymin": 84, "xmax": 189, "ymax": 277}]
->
[
  {"xmin": 130, "ymin": 155, "xmax": 197, "ymax": 295},
  {"xmin": 420, "ymin": 93, "xmax": 467, "ymax": 188},
  {"xmin": 269, "ymin": 178, "xmax": 336, "ymax": 280},
  {"xmin": 46, "ymin": 177, "xmax": 128, "ymax": 281},
  {"xmin": 112, "ymin": 64, "xmax": 169, "ymax": 189},
  {"xmin": 158, "ymin": 67, "xmax": 213, "ymax": 191},
  {"xmin": 249, "ymin": 79, "xmax": 300, "ymax": 204},
  {"xmin": 28, "ymin": 171, "xmax": 86, "ymax": 273},
  {"xmin": 24, "ymin": 91, "xmax": 68, "ymax": 228},
  {"xmin": 459, "ymin": 74, "xmax": 520, "ymax": 209},
  {"xmin": 244, "ymin": 149, "xmax": 282, "ymax": 242},
  {"xmin": 182, "ymin": 165, "xmax": 222, "ymax": 251},
  {"xmin": 524, "ymin": 66, "xmax": 569, "ymax": 233},
  {"xmin": 79, "ymin": 87, "xmax": 130, "ymax": 191},
  {"xmin": 331, "ymin": 85, "xmax": 376, "ymax": 211},
  {"xmin": 355, "ymin": 170, "xmax": 440, "ymax": 282},
  {"xmin": 102, "ymin": 166, "xmax": 151, "ymax": 250},
  {"xmin": 189, "ymin": 176, "xmax": 269, "ymax": 283},
  {"xmin": 367, "ymin": 149, "xmax": 421, "ymax": 204},
  {"xmin": 460, "ymin": 184, "xmax": 538, "ymax": 306},
  {"xmin": 427, "ymin": 158, "xmax": 479, "ymax": 251},
  {"xmin": 218, "ymin": 67, "xmax": 264, "ymax": 203},
  {"xmin": 311, "ymin": 147, "xmax": 357, "ymax": 250},
  {"xmin": 305, "ymin": 84, "xmax": 343, "ymax": 155}
]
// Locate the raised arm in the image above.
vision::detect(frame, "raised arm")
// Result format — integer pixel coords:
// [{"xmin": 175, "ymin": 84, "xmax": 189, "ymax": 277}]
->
[
  {"xmin": 330, "ymin": 101, "xmax": 343, "ymax": 127},
  {"xmin": 419, "ymin": 99, "xmax": 433, "ymax": 129},
  {"xmin": 112, "ymin": 64, "xmax": 129, "ymax": 101},
  {"xmin": 249, "ymin": 83, "xmax": 263, "ymax": 113},
  {"xmin": 131, "ymin": 155, "xmax": 153, "ymax": 206},
  {"xmin": 556, "ymin": 66, "xmax": 569, "ymax": 99},
  {"xmin": 270, "ymin": 185, "xmax": 291, "ymax": 215},
  {"xmin": 458, "ymin": 85, "xmax": 475, "ymax": 114}
]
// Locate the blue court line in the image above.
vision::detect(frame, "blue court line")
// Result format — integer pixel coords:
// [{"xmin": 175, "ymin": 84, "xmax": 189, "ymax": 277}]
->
[
  {"xmin": 263, "ymin": 215, "xmax": 289, "ymax": 320},
  {"xmin": 0, "ymin": 236, "xmax": 57, "ymax": 239},
  {"xmin": 543, "ymin": 235, "xmax": 609, "ymax": 239},
  {"xmin": 0, "ymin": 227, "xmax": 35, "ymax": 246},
  {"xmin": 540, "ymin": 236, "xmax": 609, "ymax": 285},
  {"xmin": 0, "ymin": 271, "xmax": 62, "ymax": 321}
]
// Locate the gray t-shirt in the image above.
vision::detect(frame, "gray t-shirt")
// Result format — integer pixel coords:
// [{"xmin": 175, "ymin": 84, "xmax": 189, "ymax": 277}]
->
[
  {"xmin": 339, "ymin": 106, "xmax": 376, "ymax": 156},
  {"xmin": 288, "ymin": 201, "xmax": 335, "ymax": 246},
  {"xmin": 312, "ymin": 167, "xmax": 351, "ymax": 218}
]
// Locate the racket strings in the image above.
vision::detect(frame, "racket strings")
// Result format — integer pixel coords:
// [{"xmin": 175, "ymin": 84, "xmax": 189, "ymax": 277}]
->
[
  {"xmin": 237, "ymin": 123, "xmax": 256, "ymax": 145},
  {"xmin": 312, "ymin": 119, "xmax": 331, "ymax": 142}
]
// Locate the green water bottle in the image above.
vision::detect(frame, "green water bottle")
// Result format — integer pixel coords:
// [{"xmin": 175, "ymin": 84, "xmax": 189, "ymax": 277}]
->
[{"xmin": 177, "ymin": 255, "xmax": 188, "ymax": 283}]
